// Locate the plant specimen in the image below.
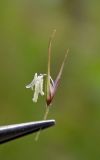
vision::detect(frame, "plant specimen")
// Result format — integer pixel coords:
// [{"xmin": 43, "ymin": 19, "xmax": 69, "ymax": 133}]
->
[{"xmin": 26, "ymin": 30, "xmax": 69, "ymax": 140}]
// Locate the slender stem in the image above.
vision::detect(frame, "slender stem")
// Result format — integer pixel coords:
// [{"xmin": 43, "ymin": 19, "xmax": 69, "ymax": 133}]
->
[
  {"xmin": 35, "ymin": 128, "xmax": 41, "ymax": 141},
  {"xmin": 35, "ymin": 107, "xmax": 50, "ymax": 141},
  {"xmin": 43, "ymin": 107, "xmax": 50, "ymax": 120}
]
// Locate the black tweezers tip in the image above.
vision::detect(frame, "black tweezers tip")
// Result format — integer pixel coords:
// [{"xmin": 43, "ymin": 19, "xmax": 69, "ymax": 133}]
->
[{"xmin": 0, "ymin": 119, "xmax": 55, "ymax": 144}]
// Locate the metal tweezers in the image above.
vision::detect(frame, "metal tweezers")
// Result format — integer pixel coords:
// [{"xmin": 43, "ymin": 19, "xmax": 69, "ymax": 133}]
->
[{"xmin": 0, "ymin": 120, "xmax": 55, "ymax": 144}]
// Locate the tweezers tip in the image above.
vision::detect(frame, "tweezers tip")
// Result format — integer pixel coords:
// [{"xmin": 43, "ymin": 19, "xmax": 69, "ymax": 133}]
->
[{"xmin": 0, "ymin": 119, "xmax": 56, "ymax": 144}]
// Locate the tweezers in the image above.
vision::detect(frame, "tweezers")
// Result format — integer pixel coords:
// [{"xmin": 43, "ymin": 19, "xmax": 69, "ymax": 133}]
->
[{"xmin": 0, "ymin": 119, "xmax": 55, "ymax": 144}]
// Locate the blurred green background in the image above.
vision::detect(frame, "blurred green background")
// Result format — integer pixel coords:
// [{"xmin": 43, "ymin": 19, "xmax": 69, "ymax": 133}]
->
[{"xmin": 0, "ymin": 0, "xmax": 100, "ymax": 160}]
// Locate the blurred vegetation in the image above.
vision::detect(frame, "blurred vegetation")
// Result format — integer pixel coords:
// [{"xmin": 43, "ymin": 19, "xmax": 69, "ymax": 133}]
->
[{"xmin": 0, "ymin": 0, "xmax": 100, "ymax": 160}]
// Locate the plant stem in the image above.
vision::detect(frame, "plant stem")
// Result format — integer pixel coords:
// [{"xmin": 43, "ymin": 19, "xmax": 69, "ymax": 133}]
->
[
  {"xmin": 43, "ymin": 107, "xmax": 50, "ymax": 120},
  {"xmin": 35, "ymin": 107, "xmax": 50, "ymax": 141}
]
